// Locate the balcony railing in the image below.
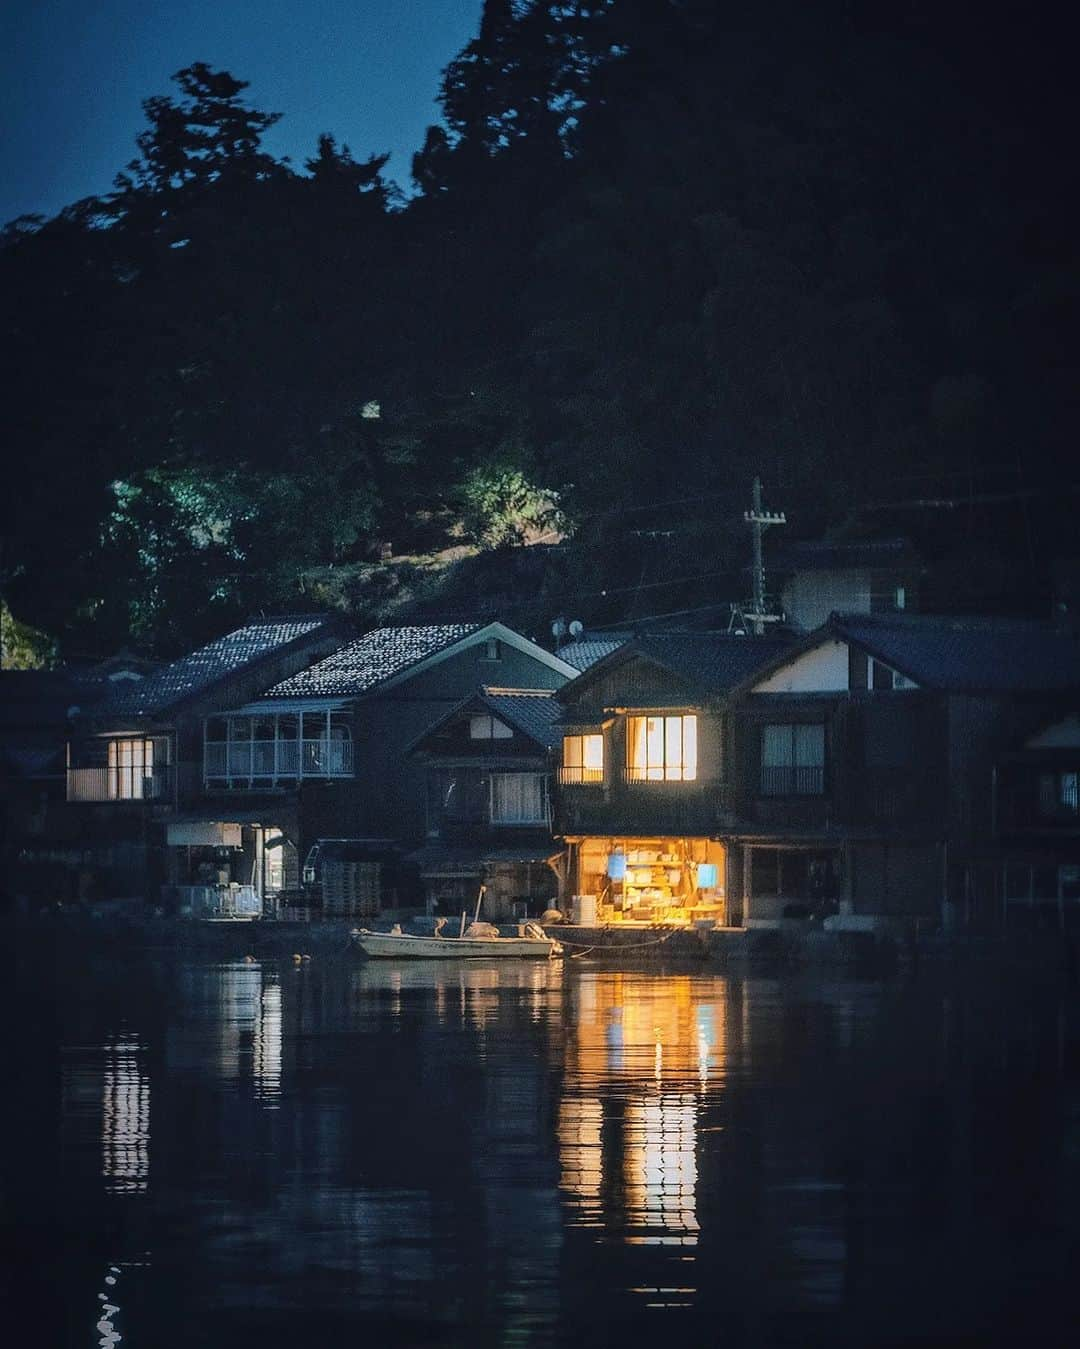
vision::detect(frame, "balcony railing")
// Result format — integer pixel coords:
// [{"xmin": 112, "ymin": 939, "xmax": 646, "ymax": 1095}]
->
[
  {"xmin": 557, "ymin": 766, "xmax": 604, "ymax": 786},
  {"xmin": 204, "ymin": 738, "xmax": 353, "ymax": 787},
  {"xmin": 67, "ymin": 765, "xmax": 174, "ymax": 803},
  {"xmin": 760, "ymin": 765, "xmax": 824, "ymax": 797},
  {"xmin": 623, "ymin": 765, "xmax": 698, "ymax": 784}
]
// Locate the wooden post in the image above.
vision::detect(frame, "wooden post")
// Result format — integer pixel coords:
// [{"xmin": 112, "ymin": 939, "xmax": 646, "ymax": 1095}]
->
[{"xmin": 742, "ymin": 846, "xmax": 753, "ymax": 927}]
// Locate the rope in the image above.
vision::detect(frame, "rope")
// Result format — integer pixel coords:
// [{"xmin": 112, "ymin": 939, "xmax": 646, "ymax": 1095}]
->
[{"xmin": 555, "ymin": 928, "xmax": 684, "ymax": 956}]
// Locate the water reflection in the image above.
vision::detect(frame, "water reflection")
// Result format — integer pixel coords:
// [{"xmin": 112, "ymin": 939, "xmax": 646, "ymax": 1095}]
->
[
  {"xmin": 101, "ymin": 1034, "xmax": 150, "ymax": 1194},
  {"xmin": 559, "ymin": 973, "xmax": 729, "ymax": 1259},
  {"xmin": 24, "ymin": 946, "xmax": 1080, "ymax": 1348}
]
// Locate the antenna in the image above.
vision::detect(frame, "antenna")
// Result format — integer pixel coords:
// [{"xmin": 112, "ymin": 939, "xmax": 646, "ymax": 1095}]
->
[{"xmin": 742, "ymin": 476, "xmax": 786, "ymax": 635}]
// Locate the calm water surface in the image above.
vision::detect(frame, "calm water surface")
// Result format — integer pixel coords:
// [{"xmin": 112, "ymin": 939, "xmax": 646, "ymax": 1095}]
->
[{"xmin": 8, "ymin": 944, "xmax": 1080, "ymax": 1346}]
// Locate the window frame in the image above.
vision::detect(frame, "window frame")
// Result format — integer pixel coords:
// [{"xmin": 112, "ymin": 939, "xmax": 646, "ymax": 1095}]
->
[
  {"xmin": 760, "ymin": 722, "xmax": 825, "ymax": 797},
  {"xmin": 561, "ymin": 732, "xmax": 604, "ymax": 785},
  {"xmin": 625, "ymin": 713, "xmax": 698, "ymax": 783}
]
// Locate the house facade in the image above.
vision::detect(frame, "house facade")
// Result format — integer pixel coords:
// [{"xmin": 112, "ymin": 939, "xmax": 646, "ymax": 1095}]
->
[
  {"xmin": 185, "ymin": 621, "xmax": 584, "ymax": 916},
  {"xmin": 554, "ymin": 633, "xmax": 793, "ymax": 927},
  {"xmin": 407, "ymin": 686, "xmax": 565, "ymax": 920},
  {"xmin": 554, "ymin": 615, "xmax": 1080, "ymax": 931},
  {"xmin": 61, "ymin": 615, "xmax": 352, "ymax": 909}
]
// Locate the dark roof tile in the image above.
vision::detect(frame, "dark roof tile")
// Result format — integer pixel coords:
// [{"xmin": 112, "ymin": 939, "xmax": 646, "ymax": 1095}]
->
[
  {"xmin": 480, "ymin": 688, "xmax": 562, "ymax": 748},
  {"xmin": 832, "ymin": 613, "xmax": 1080, "ymax": 692},
  {"xmin": 98, "ymin": 616, "xmax": 335, "ymax": 716},
  {"xmin": 265, "ymin": 624, "xmax": 482, "ymax": 698}
]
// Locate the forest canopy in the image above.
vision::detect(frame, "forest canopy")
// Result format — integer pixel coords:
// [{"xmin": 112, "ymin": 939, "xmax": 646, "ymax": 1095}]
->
[{"xmin": 3, "ymin": 2, "xmax": 1077, "ymax": 657}]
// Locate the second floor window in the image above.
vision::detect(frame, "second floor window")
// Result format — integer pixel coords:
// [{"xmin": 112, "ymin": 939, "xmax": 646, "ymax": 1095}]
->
[
  {"xmin": 204, "ymin": 711, "xmax": 352, "ymax": 784},
  {"xmin": 428, "ymin": 768, "xmax": 549, "ymax": 830},
  {"xmin": 626, "ymin": 714, "xmax": 697, "ymax": 782},
  {"xmin": 562, "ymin": 733, "xmax": 604, "ymax": 784},
  {"xmin": 491, "ymin": 773, "xmax": 549, "ymax": 824},
  {"xmin": 761, "ymin": 724, "xmax": 825, "ymax": 796},
  {"xmin": 107, "ymin": 738, "xmax": 166, "ymax": 799},
  {"xmin": 1039, "ymin": 771, "xmax": 1079, "ymax": 818}
]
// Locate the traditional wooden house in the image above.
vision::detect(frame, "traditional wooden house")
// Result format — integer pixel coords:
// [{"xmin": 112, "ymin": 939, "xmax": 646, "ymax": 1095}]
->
[
  {"xmin": 1, "ymin": 659, "xmax": 152, "ymax": 906},
  {"xmin": 406, "ymin": 686, "xmax": 565, "ymax": 920},
  {"xmin": 727, "ymin": 613, "xmax": 1080, "ymax": 928},
  {"xmin": 62, "ymin": 615, "xmax": 351, "ymax": 906},
  {"xmin": 554, "ymin": 614, "xmax": 1080, "ymax": 931},
  {"xmin": 198, "ymin": 621, "xmax": 584, "ymax": 915},
  {"xmin": 554, "ymin": 632, "xmax": 793, "ymax": 926}
]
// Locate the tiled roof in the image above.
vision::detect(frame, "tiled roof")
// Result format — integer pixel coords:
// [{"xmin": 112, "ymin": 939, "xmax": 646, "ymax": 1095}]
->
[
  {"xmin": 777, "ymin": 538, "xmax": 916, "ymax": 572},
  {"xmin": 480, "ymin": 688, "xmax": 563, "ymax": 748},
  {"xmin": 99, "ymin": 616, "xmax": 335, "ymax": 716},
  {"xmin": 555, "ymin": 633, "xmax": 631, "ymax": 671},
  {"xmin": 265, "ymin": 624, "xmax": 482, "ymax": 698},
  {"xmin": 831, "ymin": 613, "xmax": 1080, "ymax": 692},
  {"xmin": 630, "ymin": 631, "xmax": 797, "ymax": 695}
]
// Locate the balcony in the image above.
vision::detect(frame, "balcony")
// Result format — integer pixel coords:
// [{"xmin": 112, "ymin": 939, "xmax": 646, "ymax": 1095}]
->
[
  {"xmin": 557, "ymin": 766, "xmax": 604, "ymax": 787},
  {"xmin": 204, "ymin": 737, "xmax": 353, "ymax": 788},
  {"xmin": 623, "ymin": 766, "xmax": 698, "ymax": 784},
  {"xmin": 67, "ymin": 764, "xmax": 174, "ymax": 803},
  {"xmin": 760, "ymin": 765, "xmax": 825, "ymax": 797}
]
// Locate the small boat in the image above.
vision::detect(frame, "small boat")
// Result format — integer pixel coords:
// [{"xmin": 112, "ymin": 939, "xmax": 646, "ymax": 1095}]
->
[{"xmin": 351, "ymin": 918, "xmax": 562, "ymax": 961}]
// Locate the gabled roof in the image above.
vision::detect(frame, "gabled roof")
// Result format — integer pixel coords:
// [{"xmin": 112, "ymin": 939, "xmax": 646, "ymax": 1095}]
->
[
  {"xmin": 265, "ymin": 623, "xmax": 480, "ymax": 698},
  {"xmin": 97, "ymin": 615, "xmax": 340, "ymax": 717},
  {"xmin": 830, "ymin": 612, "xmax": 1080, "ymax": 693},
  {"xmin": 557, "ymin": 630, "xmax": 796, "ymax": 704},
  {"xmin": 263, "ymin": 621, "xmax": 578, "ymax": 700},
  {"xmin": 735, "ymin": 611, "xmax": 1080, "ymax": 696},
  {"xmin": 555, "ymin": 633, "xmax": 632, "ymax": 671},
  {"xmin": 482, "ymin": 688, "xmax": 562, "ymax": 748},
  {"xmin": 408, "ymin": 686, "xmax": 561, "ymax": 754}
]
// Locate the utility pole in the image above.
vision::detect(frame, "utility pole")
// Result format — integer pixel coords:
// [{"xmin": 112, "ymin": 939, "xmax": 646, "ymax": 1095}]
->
[{"xmin": 743, "ymin": 476, "xmax": 786, "ymax": 635}]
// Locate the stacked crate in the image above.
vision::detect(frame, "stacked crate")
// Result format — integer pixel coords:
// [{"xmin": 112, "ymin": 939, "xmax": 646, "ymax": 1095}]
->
[{"xmin": 321, "ymin": 859, "xmax": 381, "ymax": 918}]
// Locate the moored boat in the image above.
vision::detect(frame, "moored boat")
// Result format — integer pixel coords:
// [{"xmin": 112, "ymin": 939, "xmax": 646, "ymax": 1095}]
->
[{"xmin": 351, "ymin": 920, "xmax": 562, "ymax": 960}]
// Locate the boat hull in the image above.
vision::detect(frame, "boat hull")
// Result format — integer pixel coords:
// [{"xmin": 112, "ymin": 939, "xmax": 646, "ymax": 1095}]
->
[{"xmin": 352, "ymin": 930, "xmax": 562, "ymax": 960}]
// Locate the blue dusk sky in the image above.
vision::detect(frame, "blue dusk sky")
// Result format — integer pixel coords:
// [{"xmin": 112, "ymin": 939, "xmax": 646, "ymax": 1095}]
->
[{"xmin": 1, "ymin": 0, "xmax": 484, "ymax": 224}]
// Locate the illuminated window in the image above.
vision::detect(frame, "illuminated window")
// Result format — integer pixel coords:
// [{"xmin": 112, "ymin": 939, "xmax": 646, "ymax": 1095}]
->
[
  {"xmin": 562, "ymin": 733, "xmax": 604, "ymax": 784},
  {"xmin": 761, "ymin": 724, "xmax": 824, "ymax": 795},
  {"xmin": 107, "ymin": 739, "xmax": 155, "ymax": 799},
  {"xmin": 626, "ymin": 715, "xmax": 697, "ymax": 782}
]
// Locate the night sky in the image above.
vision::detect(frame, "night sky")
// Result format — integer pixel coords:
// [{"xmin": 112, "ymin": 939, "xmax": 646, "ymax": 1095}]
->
[{"xmin": 1, "ymin": 0, "xmax": 483, "ymax": 224}]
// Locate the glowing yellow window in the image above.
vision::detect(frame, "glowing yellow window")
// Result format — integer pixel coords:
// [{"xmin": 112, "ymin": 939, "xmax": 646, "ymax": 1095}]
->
[
  {"xmin": 562, "ymin": 733, "xmax": 604, "ymax": 784},
  {"xmin": 626, "ymin": 715, "xmax": 697, "ymax": 782}
]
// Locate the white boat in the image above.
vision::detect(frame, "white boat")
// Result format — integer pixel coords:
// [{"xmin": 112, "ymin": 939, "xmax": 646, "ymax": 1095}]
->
[{"xmin": 351, "ymin": 920, "xmax": 562, "ymax": 960}]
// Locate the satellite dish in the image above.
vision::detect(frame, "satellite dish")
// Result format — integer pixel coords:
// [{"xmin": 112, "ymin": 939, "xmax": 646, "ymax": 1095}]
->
[
  {"xmin": 551, "ymin": 616, "xmax": 567, "ymax": 639},
  {"xmin": 568, "ymin": 619, "xmax": 584, "ymax": 638}
]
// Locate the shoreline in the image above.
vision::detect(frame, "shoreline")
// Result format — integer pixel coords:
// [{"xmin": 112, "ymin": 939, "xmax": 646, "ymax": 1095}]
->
[{"xmin": 8, "ymin": 910, "xmax": 1079, "ymax": 979}]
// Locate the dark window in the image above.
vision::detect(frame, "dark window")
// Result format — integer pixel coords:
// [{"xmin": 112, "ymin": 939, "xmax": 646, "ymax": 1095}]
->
[{"xmin": 761, "ymin": 724, "xmax": 825, "ymax": 795}]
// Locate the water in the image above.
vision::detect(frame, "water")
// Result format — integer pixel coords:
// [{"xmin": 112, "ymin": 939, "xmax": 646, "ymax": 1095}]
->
[{"xmin": 8, "ymin": 944, "xmax": 1080, "ymax": 1347}]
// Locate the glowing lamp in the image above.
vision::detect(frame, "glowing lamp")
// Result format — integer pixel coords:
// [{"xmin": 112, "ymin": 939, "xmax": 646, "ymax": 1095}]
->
[{"xmin": 606, "ymin": 853, "xmax": 627, "ymax": 880}]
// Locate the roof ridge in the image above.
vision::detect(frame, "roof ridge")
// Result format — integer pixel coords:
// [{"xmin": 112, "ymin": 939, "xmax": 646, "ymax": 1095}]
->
[{"xmin": 482, "ymin": 686, "xmax": 556, "ymax": 697}]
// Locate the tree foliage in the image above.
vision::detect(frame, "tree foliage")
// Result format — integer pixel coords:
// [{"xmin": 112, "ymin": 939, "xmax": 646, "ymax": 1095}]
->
[{"xmin": 3, "ymin": 2, "xmax": 1076, "ymax": 653}]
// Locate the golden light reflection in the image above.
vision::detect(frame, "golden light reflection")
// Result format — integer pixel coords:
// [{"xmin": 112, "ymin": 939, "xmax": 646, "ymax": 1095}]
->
[
  {"xmin": 623, "ymin": 1095, "xmax": 699, "ymax": 1246},
  {"xmin": 101, "ymin": 1035, "xmax": 149, "ymax": 1194},
  {"xmin": 558, "ymin": 1096, "xmax": 604, "ymax": 1224},
  {"xmin": 559, "ymin": 974, "xmax": 730, "ymax": 1257}
]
